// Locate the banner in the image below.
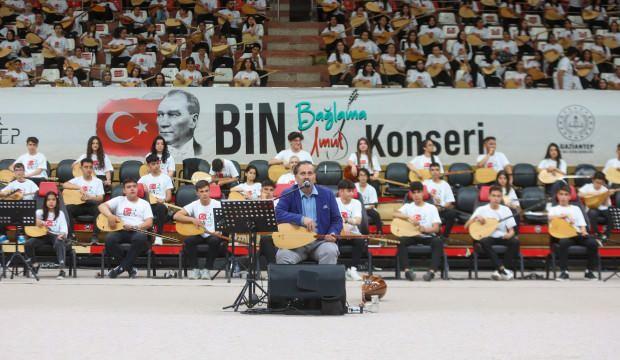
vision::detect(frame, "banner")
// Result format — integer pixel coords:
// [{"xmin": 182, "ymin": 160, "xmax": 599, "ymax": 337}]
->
[{"xmin": 0, "ymin": 88, "xmax": 616, "ymax": 166}]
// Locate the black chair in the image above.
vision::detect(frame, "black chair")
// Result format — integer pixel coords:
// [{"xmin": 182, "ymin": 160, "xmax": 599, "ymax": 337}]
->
[
  {"xmin": 212, "ymin": 56, "xmax": 234, "ymax": 70},
  {"xmin": 546, "ymin": 243, "xmax": 602, "ymax": 280},
  {"xmin": 0, "ymin": 159, "xmax": 15, "ymax": 170},
  {"xmin": 455, "ymin": 186, "xmax": 478, "ymax": 223},
  {"xmin": 383, "ymin": 162, "xmax": 409, "ymax": 197},
  {"xmin": 447, "ymin": 162, "xmax": 473, "ymax": 188},
  {"xmin": 31, "ymin": 244, "xmax": 78, "ymax": 278},
  {"xmin": 512, "ymin": 163, "xmax": 537, "ymax": 188},
  {"xmin": 178, "ymin": 240, "xmax": 231, "ymax": 280},
  {"xmin": 468, "ymin": 243, "xmax": 524, "ymax": 279},
  {"xmin": 248, "ymin": 159, "xmax": 269, "ymax": 183},
  {"xmin": 56, "ymin": 159, "xmax": 75, "ymax": 183},
  {"xmin": 231, "ymin": 160, "xmax": 242, "ymax": 178},
  {"xmin": 100, "ymin": 244, "xmax": 154, "ymax": 278},
  {"xmin": 316, "ymin": 161, "xmax": 342, "ymax": 192},
  {"xmin": 395, "ymin": 243, "xmax": 449, "ymax": 280},
  {"xmin": 110, "ymin": 185, "xmax": 124, "ymax": 199},
  {"xmin": 520, "ymin": 186, "xmax": 548, "ymax": 224},
  {"xmin": 175, "ymin": 184, "xmax": 198, "ymax": 207},
  {"xmin": 574, "ymin": 164, "xmax": 597, "ymax": 188},
  {"xmin": 119, "ymin": 160, "xmax": 144, "ymax": 183},
  {"xmin": 182, "ymin": 158, "xmax": 210, "ymax": 180}
]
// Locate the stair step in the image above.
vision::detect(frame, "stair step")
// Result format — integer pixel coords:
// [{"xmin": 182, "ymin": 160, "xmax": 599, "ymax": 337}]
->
[
  {"xmin": 269, "ymin": 26, "xmax": 319, "ymax": 36},
  {"xmin": 269, "ymin": 81, "xmax": 324, "ymax": 87},
  {"xmin": 269, "ymin": 71, "xmax": 322, "ymax": 82},
  {"xmin": 269, "ymin": 21, "xmax": 323, "ymax": 29}
]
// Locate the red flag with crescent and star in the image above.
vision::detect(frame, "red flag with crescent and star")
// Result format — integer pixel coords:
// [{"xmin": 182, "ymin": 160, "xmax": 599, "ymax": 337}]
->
[{"xmin": 96, "ymin": 98, "xmax": 162, "ymax": 156}]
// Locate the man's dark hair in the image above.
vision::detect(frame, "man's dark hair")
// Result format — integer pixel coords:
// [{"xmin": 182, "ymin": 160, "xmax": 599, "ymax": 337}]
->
[
  {"xmin": 489, "ymin": 185, "xmax": 503, "ymax": 195},
  {"xmin": 123, "ymin": 178, "xmax": 138, "ymax": 187},
  {"xmin": 195, "ymin": 179, "xmax": 210, "ymax": 190},
  {"xmin": 483, "ymin": 136, "xmax": 496, "ymax": 144},
  {"xmin": 337, "ymin": 179, "xmax": 355, "ymax": 190},
  {"xmin": 288, "ymin": 131, "xmax": 304, "ymax": 142},
  {"xmin": 592, "ymin": 171, "xmax": 607, "ymax": 182},
  {"xmin": 80, "ymin": 158, "xmax": 94, "ymax": 166},
  {"xmin": 358, "ymin": 168, "xmax": 371, "ymax": 177},
  {"xmin": 429, "ymin": 162, "xmax": 441, "ymax": 170},
  {"xmin": 146, "ymin": 153, "xmax": 159, "ymax": 164},
  {"xmin": 13, "ymin": 163, "xmax": 24, "ymax": 171},
  {"xmin": 409, "ymin": 181, "xmax": 423, "ymax": 192},
  {"xmin": 566, "ymin": 46, "xmax": 579, "ymax": 57},
  {"xmin": 166, "ymin": 89, "xmax": 200, "ymax": 115},
  {"xmin": 557, "ymin": 185, "xmax": 571, "ymax": 195},
  {"xmin": 212, "ymin": 158, "xmax": 223, "ymax": 172},
  {"xmin": 293, "ymin": 161, "xmax": 314, "ymax": 175},
  {"xmin": 26, "ymin": 137, "xmax": 39, "ymax": 145},
  {"xmin": 261, "ymin": 179, "xmax": 275, "ymax": 188}
]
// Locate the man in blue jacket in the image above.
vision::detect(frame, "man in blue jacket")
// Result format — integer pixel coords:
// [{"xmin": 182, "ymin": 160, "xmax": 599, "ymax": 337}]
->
[{"xmin": 275, "ymin": 161, "xmax": 343, "ymax": 264}]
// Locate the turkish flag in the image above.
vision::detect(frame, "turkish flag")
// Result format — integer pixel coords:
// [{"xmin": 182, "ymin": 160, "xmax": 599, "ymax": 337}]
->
[{"xmin": 96, "ymin": 98, "xmax": 162, "ymax": 156}]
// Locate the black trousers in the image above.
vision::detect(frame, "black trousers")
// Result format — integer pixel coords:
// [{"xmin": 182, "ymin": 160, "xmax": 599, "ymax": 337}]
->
[
  {"xmin": 259, "ymin": 235, "xmax": 277, "ymax": 265},
  {"xmin": 477, "ymin": 236, "xmax": 520, "ymax": 270},
  {"xmin": 431, "ymin": 70, "xmax": 453, "ymax": 87},
  {"xmin": 43, "ymin": 56, "xmax": 65, "ymax": 75},
  {"xmin": 105, "ymin": 231, "xmax": 150, "ymax": 270},
  {"xmin": 24, "ymin": 234, "xmax": 67, "ymax": 266},
  {"xmin": 182, "ymin": 235, "xmax": 225, "ymax": 269},
  {"xmin": 337, "ymin": 237, "xmax": 365, "ymax": 267},
  {"xmin": 398, "ymin": 236, "xmax": 443, "ymax": 271},
  {"xmin": 554, "ymin": 235, "xmax": 599, "ymax": 272},
  {"xmin": 111, "ymin": 56, "xmax": 131, "ymax": 69},
  {"xmin": 66, "ymin": 202, "xmax": 100, "ymax": 237},
  {"xmin": 150, "ymin": 203, "xmax": 168, "ymax": 234},
  {"xmin": 366, "ymin": 208, "xmax": 383, "ymax": 234},
  {"xmin": 587, "ymin": 209, "xmax": 611, "ymax": 237},
  {"xmin": 439, "ymin": 208, "xmax": 456, "ymax": 237}
]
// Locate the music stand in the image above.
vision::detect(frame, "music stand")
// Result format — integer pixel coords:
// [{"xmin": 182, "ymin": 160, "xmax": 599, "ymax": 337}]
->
[
  {"xmin": 603, "ymin": 207, "xmax": 620, "ymax": 282},
  {"xmin": 221, "ymin": 200, "xmax": 277, "ymax": 311},
  {"xmin": 0, "ymin": 200, "xmax": 38, "ymax": 281},
  {"xmin": 213, "ymin": 208, "xmax": 236, "ymax": 283}
]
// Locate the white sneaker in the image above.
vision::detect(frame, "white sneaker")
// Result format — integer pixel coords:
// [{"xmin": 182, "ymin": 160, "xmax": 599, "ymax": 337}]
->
[
  {"xmin": 200, "ymin": 269, "xmax": 212, "ymax": 280},
  {"xmin": 491, "ymin": 270, "xmax": 501, "ymax": 281},
  {"xmin": 189, "ymin": 268, "xmax": 201, "ymax": 280},
  {"xmin": 501, "ymin": 269, "xmax": 514, "ymax": 281},
  {"xmin": 346, "ymin": 266, "xmax": 363, "ymax": 281},
  {"xmin": 154, "ymin": 237, "xmax": 163, "ymax": 246}
]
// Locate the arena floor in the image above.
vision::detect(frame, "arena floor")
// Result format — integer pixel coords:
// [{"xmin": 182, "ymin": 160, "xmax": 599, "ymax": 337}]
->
[{"xmin": 2, "ymin": 270, "xmax": 619, "ymax": 360}]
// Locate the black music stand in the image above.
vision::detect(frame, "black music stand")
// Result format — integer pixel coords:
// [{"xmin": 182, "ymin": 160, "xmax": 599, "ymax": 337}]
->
[
  {"xmin": 221, "ymin": 200, "xmax": 277, "ymax": 312},
  {"xmin": 0, "ymin": 200, "xmax": 38, "ymax": 281},
  {"xmin": 213, "ymin": 208, "xmax": 236, "ymax": 283},
  {"xmin": 603, "ymin": 207, "xmax": 620, "ymax": 282}
]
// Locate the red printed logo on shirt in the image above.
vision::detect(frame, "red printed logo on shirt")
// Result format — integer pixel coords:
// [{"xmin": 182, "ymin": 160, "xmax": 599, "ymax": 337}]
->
[
  {"xmin": 198, "ymin": 213, "xmax": 207, "ymax": 220},
  {"xmin": 123, "ymin": 208, "xmax": 133, "ymax": 216},
  {"xmin": 487, "ymin": 163, "xmax": 494, "ymax": 168},
  {"xmin": 341, "ymin": 211, "xmax": 349, "ymax": 219},
  {"xmin": 149, "ymin": 183, "xmax": 157, "ymax": 190},
  {"xmin": 45, "ymin": 220, "xmax": 54, "ymax": 227},
  {"xmin": 28, "ymin": 160, "xmax": 35, "ymax": 167},
  {"xmin": 414, "ymin": 214, "xmax": 422, "ymax": 222},
  {"xmin": 93, "ymin": 160, "xmax": 99, "ymax": 168},
  {"xmin": 424, "ymin": 162, "xmax": 431, "ymax": 168},
  {"xmin": 430, "ymin": 189, "xmax": 437, "ymax": 195},
  {"xmin": 81, "ymin": 186, "xmax": 89, "ymax": 192}
]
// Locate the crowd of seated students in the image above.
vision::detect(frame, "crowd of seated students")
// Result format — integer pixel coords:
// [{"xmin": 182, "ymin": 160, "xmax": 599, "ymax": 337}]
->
[
  {"xmin": 0, "ymin": 0, "xmax": 272, "ymax": 87},
  {"xmin": 1, "ymin": 130, "xmax": 619, "ymax": 280},
  {"xmin": 320, "ymin": 0, "xmax": 620, "ymax": 89}
]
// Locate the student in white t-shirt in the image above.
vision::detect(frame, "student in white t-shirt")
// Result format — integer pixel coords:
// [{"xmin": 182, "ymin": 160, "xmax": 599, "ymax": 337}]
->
[
  {"xmin": 408, "ymin": 138, "xmax": 444, "ymax": 180},
  {"xmin": 231, "ymin": 164, "xmax": 262, "ymax": 200},
  {"xmin": 336, "ymin": 180, "xmax": 364, "ymax": 281},
  {"xmin": 173, "ymin": 180, "xmax": 223, "ymax": 280},
  {"xmin": 476, "ymin": 136, "xmax": 512, "ymax": 180},
  {"xmin": 24, "ymin": 192, "xmax": 69, "ymax": 279},
  {"xmin": 10, "ymin": 136, "xmax": 48, "ymax": 179},
  {"xmin": 423, "ymin": 163, "xmax": 456, "ymax": 237},
  {"xmin": 496, "ymin": 170, "xmax": 520, "ymax": 211},
  {"xmin": 549, "ymin": 185, "xmax": 598, "ymax": 281},
  {"xmin": 465, "ymin": 185, "xmax": 518, "ymax": 280},
  {"xmin": 99, "ymin": 178, "xmax": 154, "ymax": 278},
  {"xmin": 146, "ymin": 136, "xmax": 176, "ymax": 177},
  {"xmin": 347, "ymin": 137, "xmax": 381, "ymax": 180},
  {"xmin": 579, "ymin": 171, "xmax": 613, "ymax": 240},
  {"xmin": 258, "ymin": 180, "xmax": 278, "ymax": 264},
  {"xmin": 0, "ymin": 163, "xmax": 39, "ymax": 244},
  {"xmin": 209, "ymin": 158, "xmax": 240, "ymax": 189},
  {"xmin": 603, "ymin": 144, "xmax": 620, "ymax": 181},
  {"xmin": 393, "ymin": 181, "xmax": 444, "ymax": 282},
  {"xmin": 75, "ymin": 135, "xmax": 114, "ymax": 186},
  {"xmin": 269, "ymin": 131, "xmax": 314, "ymax": 166},
  {"xmin": 355, "ymin": 169, "xmax": 383, "ymax": 234},
  {"xmin": 138, "ymin": 154, "xmax": 174, "ymax": 244},
  {"xmin": 62, "ymin": 158, "xmax": 105, "ymax": 244},
  {"xmin": 538, "ymin": 142, "xmax": 569, "ymax": 196},
  {"xmin": 276, "ymin": 156, "xmax": 299, "ymax": 185}
]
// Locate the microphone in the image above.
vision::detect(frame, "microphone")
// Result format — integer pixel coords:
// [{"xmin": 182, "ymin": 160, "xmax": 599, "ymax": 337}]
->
[{"xmin": 302, "ymin": 180, "xmax": 311, "ymax": 188}]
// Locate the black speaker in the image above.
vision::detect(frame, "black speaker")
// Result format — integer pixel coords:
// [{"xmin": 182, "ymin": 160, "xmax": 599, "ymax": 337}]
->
[
  {"xmin": 268, "ymin": 264, "xmax": 346, "ymax": 315},
  {"xmin": 290, "ymin": 0, "xmax": 312, "ymax": 22}
]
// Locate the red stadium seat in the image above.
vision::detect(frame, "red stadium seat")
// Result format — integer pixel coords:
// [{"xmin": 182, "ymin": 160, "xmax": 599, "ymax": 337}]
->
[
  {"xmin": 39, "ymin": 182, "xmax": 59, "ymax": 196},
  {"xmin": 210, "ymin": 183, "xmax": 222, "ymax": 199},
  {"xmin": 479, "ymin": 185, "xmax": 491, "ymax": 202}
]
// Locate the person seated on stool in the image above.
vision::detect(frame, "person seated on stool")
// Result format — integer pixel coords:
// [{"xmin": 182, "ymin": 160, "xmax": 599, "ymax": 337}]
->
[
  {"xmin": 579, "ymin": 171, "xmax": 613, "ymax": 241},
  {"xmin": 25, "ymin": 191, "xmax": 69, "ymax": 280},
  {"xmin": 393, "ymin": 181, "xmax": 443, "ymax": 282},
  {"xmin": 173, "ymin": 180, "xmax": 223, "ymax": 280},
  {"xmin": 423, "ymin": 162, "xmax": 457, "ymax": 238},
  {"xmin": 275, "ymin": 161, "xmax": 343, "ymax": 264},
  {"xmin": 258, "ymin": 179, "xmax": 278, "ymax": 265},
  {"xmin": 550, "ymin": 185, "xmax": 599, "ymax": 281},
  {"xmin": 98, "ymin": 178, "xmax": 154, "ymax": 279},
  {"xmin": 336, "ymin": 179, "xmax": 365, "ymax": 281},
  {"xmin": 62, "ymin": 158, "xmax": 104, "ymax": 245},
  {"xmin": 138, "ymin": 154, "xmax": 174, "ymax": 245},
  {"xmin": 465, "ymin": 185, "xmax": 519, "ymax": 281}
]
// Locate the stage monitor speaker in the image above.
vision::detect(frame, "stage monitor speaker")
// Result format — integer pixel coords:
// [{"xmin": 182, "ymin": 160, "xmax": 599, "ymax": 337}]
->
[
  {"xmin": 290, "ymin": 0, "xmax": 312, "ymax": 22},
  {"xmin": 268, "ymin": 264, "xmax": 346, "ymax": 315}
]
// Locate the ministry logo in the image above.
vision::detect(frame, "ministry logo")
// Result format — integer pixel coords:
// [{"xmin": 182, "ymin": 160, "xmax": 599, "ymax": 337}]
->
[{"xmin": 556, "ymin": 105, "xmax": 595, "ymax": 142}]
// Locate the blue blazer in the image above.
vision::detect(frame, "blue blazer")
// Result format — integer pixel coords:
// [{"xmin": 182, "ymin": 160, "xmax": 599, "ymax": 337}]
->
[{"xmin": 276, "ymin": 184, "xmax": 343, "ymax": 235}]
